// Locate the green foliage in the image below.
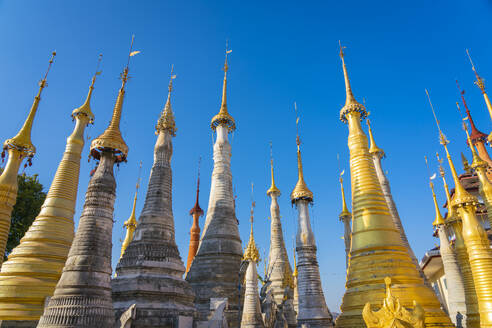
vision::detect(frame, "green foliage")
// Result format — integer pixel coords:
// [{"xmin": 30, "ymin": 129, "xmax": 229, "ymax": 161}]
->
[{"xmin": 4, "ymin": 173, "xmax": 46, "ymax": 260}]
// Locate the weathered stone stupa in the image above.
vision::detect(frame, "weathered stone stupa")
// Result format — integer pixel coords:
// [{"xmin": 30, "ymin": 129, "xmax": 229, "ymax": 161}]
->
[
  {"xmin": 186, "ymin": 48, "xmax": 243, "ymax": 327},
  {"xmin": 290, "ymin": 110, "xmax": 333, "ymax": 327},
  {"xmin": 265, "ymin": 148, "xmax": 296, "ymax": 327},
  {"xmin": 38, "ymin": 42, "xmax": 134, "ymax": 327},
  {"xmin": 0, "ymin": 52, "xmax": 55, "ymax": 268},
  {"xmin": 0, "ymin": 56, "xmax": 97, "ymax": 327},
  {"xmin": 111, "ymin": 68, "xmax": 195, "ymax": 327}
]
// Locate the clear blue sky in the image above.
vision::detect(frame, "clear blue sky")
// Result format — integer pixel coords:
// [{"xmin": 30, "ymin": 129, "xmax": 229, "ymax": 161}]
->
[{"xmin": 1, "ymin": 0, "xmax": 491, "ymax": 311}]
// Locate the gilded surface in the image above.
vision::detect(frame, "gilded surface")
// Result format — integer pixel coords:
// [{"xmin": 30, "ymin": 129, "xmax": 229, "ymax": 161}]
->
[
  {"xmin": 211, "ymin": 49, "xmax": 235, "ymax": 132},
  {"xmin": 363, "ymin": 277, "xmax": 425, "ymax": 328},
  {"xmin": 0, "ymin": 52, "xmax": 55, "ymax": 269},
  {"xmin": 336, "ymin": 51, "xmax": 453, "ymax": 328},
  {"xmin": 0, "ymin": 70, "xmax": 96, "ymax": 321}
]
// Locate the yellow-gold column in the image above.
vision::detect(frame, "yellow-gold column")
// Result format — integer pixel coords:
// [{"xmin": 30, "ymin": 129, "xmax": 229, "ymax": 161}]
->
[
  {"xmin": 0, "ymin": 65, "xmax": 98, "ymax": 322},
  {"xmin": 0, "ymin": 52, "xmax": 55, "ymax": 268},
  {"xmin": 429, "ymin": 90, "xmax": 492, "ymax": 327},
  {"xmin": 335, "ymin": 47, "xmax": 453, "ymax": 328},
  {"xmin": 438, "ymin": 154, "xmax": 480, "ymax": 328}
]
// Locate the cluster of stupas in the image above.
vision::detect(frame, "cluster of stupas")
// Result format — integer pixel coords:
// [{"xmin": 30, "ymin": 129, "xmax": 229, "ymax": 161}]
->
[{"xmin": 0, "ymin": 34, "xmax": 491, "ymax": 328}]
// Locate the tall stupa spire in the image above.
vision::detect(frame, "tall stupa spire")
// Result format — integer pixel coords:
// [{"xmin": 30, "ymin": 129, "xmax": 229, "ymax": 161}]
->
[
  {"xmin": 186, "ymin": 45, "xmax": 243, "ymax": 327},
  {"xmin": 0, "ymin": 52, "xmax": 55, "ymax": 268},
  {"xmin": 38, "ymin": 37, "xmax": 137, "ymax": 327},
  {"xmin": 338, "ymin": 171, "xmax": 351, "ymax": 270},
  {"xmin": 427, "ymin": 159, "xmax": 467, "ymax": 326},
  {"xmin": 290, "ymin": 104, "xmax": 333, "ymax": 327},
  {"xmin": 466, "ymin": 49, "xmax": 492, "ymax": 144},
  {"xmin": 186, "ymin": 157, "xmax": 204, "ymax": 273},
  {"xmin": 366, "ymin": 118, "xmax": 426, "ymax": 284},
  {"xmin": 456, "ymin": 80, "xmax": 492, "ymax": 175},
  {"xmin": 112, "ymin": 65, "xmax": 195, "ymax": 326},
  {"xmin": 0, "ymin": 54, "xmax": 99, "ymax": 325},
  {"xmin": 265, "ymin": 142, "xmax": 297, "ymax": 327},
  {"xmin": 335, "ymin": 46, "xmax": 452, "ymax": 328},
  {"xmin": 241, "ymin": 188, "xmax": 265, "ymax": 328},
  {"xmin": 462, "ymin": 117, "xmax": 492, "ymax": 240},
  {"xmin": 427, "ymin": 89, "xmax": 492, "ymax": 327},
  {"xmin": 436, "ymin": 152, "xmax": 480, "ymax": 327}
]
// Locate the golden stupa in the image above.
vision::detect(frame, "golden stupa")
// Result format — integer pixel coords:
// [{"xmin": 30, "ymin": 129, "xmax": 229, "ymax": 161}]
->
[
  {"xmin": 0, "ymin": 52, "xmax": 56, "ymax": 269},
  {"xmin": 335, "ymin": 45, "xmax": 453, "ymax": 328},
  {"xmin": 428, "ymin": 90, "xmax": 492, "ymax": 326},
  {"xmin": 0, "ymin": 57, "xmax": 98, "ymax": 322}
]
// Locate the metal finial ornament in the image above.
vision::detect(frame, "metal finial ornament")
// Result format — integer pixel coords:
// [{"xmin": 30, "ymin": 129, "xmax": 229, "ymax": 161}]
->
[
  {"xmin": 156, "ymin": 65, "xmax": 177, "ymax": 136},
  {"xmin": 72, "ymin": 54, "xmax": 102, "ymax": 123},
  {"xmin": 290, "ymin": 102, "xmax": 313, "ymax": 203},
  {"xmin": 338, "ymin": 42, "xmax": 367, "ymax": 123},
  {"xmin": 90, "ymin": 36, "xmax": 138, "ymax": 163},
  {"xmin": 243, "ymin": 183, "xmax": 260, "ymax": 262},
  {"xmin": 211, "ymin": 42, "xmax": 235, "ymax": 132},
  {"xmin": 267, "ymin": 141, "xmax": 281, "ymax": 196},
  {"xmin": 466, "ymin": 49, "xmax": 486, "ymax": 94},
  {"xmin": 426, "ymin": 89, "xmax": 477, "ymax": 209},
  {"xmin": 367, "ymin": 119, "xmax": 385, "ymax": 158},
  {"xmin": 3, "ymin": 51, "xmax": 56, "ymax": 159}
]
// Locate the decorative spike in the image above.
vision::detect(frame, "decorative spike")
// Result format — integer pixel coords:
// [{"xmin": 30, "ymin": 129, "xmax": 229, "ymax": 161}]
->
[
  {"xmin": 267, "ymin": 141, "xmax": 280, "ymax": 196},
  {"xmin": 211, "ymin": 43, "xmax": 235, "ymax": 132},
  {"xmin": 338, "ymin": 42, "xmax": 367, "ymax": 123},
  {"xmin": 430, "ymin": 181, "xmax": 445, "ymax": 226},
  {"xmin": 290, "ymin": 103, "xmax": 313, "ymax": 203},
  {"xmin": 156, "ymin": 65, "xmax": 177, "ymax": 136},
  {"xmin": 367, "ymin": 119, "xmax": 385, "ymax": 157}
]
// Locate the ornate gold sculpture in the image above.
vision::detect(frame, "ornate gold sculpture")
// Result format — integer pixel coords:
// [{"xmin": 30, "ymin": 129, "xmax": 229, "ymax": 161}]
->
[
  {"xmin": 339, "ymin": 175, "xmax": 351, "ymax": 219},
  {"xmin": 335, "ymin": 45, "xmax": 452, "ymax": 328},
  {"xmin": 367, "ymin": 119, "xmax": 385, "ymax": 157},
  {"xmin": 437, "ymin": 153, "xmax": 480, "ymax": 328},
  {"xmin": 267, "ymin": 144, "xmax": 281, "ymax": 196},
  {"xmin": 428, "ymin": 89, "xmax": 492, "ymax": 326},
  {"xmin": 363, "ymin": 277, "xmax": 425, "ymax": 328},
  {"xmin": 0, "ymin": 52, "xmax": 56, "ymax": 268},
  {"xmin": 211, "ymin": 46, "xmax": 235, "ymax": 132}
]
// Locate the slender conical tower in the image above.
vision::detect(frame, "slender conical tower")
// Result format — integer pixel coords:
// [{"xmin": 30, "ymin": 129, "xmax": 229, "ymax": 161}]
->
[
  {"xmin": 186, "ymin": 47, "xmax": 243, "ymax": 327},
  {"xmin": 335, "ymin": 46, "xmax": 453, "ymax": 328},
  {"xmin": 462, "ymin": 120, "xmax": 492, "ymax": 242},
  {"xmin": 466, "ymin": 49, "xmax": 492, "ymax": 144},
  {"xmin": 112, "ymin": 66, "xmax": 195, "ymax": 326},
  {"xmin": 38, "ymin": 39, "xmax": 135, "ymax": 327},
  {"xmin": 0, "ymin": 52, "xmax": 55, "ymax": 267},
  {"xmin": 367, "ymin": 119, "xmax": 423, "ymax": 277},
  {"xmin": 457, "ymin": 81, "xmax": 492, "ymax": 173},
  {"xmin": 428, "ymin": 89, "xmax": 492, "ymax": 327},
  {"xmin": 0, "ymin": 55, "xmax": 98, "ymax": 325},
  {"xmin": 338, "ymin": 173, "xmax": 351, "ymax": 270},
  {"xmin": 437, "ymin": 152, "xmax": 479, "ymax": 328},
  {"xmin": 186, "ymin": 159, "xmax": 204, "ymax": 273},
  {"xmin": 241, "ymin": 191, "xmax": 265, "ymax": 328},
  {"xmin": 265, "ymin": 143, "xmax": 296, "ymax": 327},
  {"xmin": 290, "ymin": 106, "xmax": 333, "ymax": 327},
  {"xmin": 119, "ymin": 177, "xmax": 139, "ymax": 260},
  {"xmin": 429, "ymin": 177, "xmax": 467, "ymax": 326}
]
